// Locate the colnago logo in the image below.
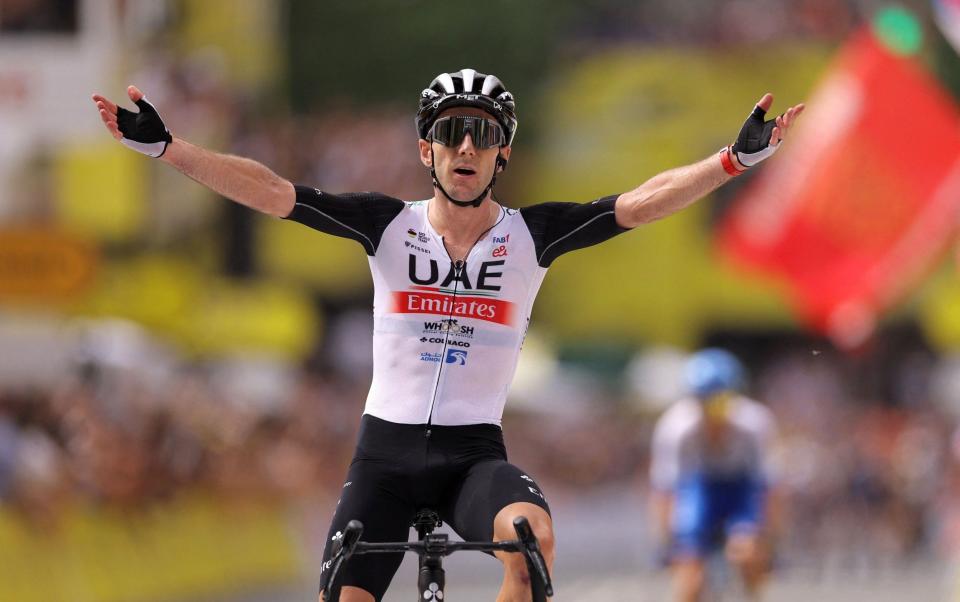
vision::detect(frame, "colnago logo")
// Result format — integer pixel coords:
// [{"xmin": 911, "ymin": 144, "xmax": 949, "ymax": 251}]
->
[
  {"xmin": 420, "ymin": 336, "xmax": 470, "ymax": 348},
  {"xmin": 422, "ymin": 582, "xmax": 442, "ymax": 601}
]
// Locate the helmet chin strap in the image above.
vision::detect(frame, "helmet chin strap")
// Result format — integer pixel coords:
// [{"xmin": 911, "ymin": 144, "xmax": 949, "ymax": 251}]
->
[{"xmin": 429, "ymin": 147, "xmax": 499, "ymax": 208}]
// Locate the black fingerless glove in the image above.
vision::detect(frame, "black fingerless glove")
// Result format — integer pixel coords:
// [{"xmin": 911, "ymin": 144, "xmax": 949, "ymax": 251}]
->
[
  {"xmin": 117, "ymin": 97, "xmax": 172, "ymax": 158},
  {"xmin": 731, "ymin": 104, "xmax": 780, "ymax": 168}
]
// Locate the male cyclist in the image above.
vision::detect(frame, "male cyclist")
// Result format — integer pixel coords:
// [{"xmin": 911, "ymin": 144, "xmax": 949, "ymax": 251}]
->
[
  {"xmin": 650, "ymin": 348, "xmax": 781, "ymax": 602},
  {"xmin": 92, "ymin": 70, "xmax": 802, "ymax": 602}
]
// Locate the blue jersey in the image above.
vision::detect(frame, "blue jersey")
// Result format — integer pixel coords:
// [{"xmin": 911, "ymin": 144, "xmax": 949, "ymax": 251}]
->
[{"xmin": 650, "ymin": 395, "xmax": 778, "ymax": 555}]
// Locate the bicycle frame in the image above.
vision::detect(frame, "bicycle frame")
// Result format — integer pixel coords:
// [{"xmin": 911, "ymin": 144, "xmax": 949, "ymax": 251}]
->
[{"xmin": 322, "ymin": 511, "xmax": 553, "ymax": 601}]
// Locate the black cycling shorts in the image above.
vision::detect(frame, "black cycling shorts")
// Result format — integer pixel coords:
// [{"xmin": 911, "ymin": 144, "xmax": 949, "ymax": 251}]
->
[{"xmin": 317, "ymin": 414, "xmax": 551, "ymax": 600}]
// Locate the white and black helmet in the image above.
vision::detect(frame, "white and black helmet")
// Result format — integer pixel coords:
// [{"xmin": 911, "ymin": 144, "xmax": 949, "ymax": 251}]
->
[{"xmin": 415, "ymin": 68, "xmax": 518, "ymax": 146}]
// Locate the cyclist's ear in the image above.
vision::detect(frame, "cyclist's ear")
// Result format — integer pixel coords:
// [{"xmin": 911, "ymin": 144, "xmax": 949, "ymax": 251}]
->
[
  {"xmin": 419, "ymin": 139, "xmax": 433, "ymax": 167},
  {"xmin": 496, "ymin": 146, "xmax": 511, "ymax": 172}
]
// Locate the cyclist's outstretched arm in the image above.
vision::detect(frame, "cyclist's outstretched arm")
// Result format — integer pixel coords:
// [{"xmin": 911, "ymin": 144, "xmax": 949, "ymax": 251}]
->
[
  {"xmin": 92, "ymin": 85, "xmax": 295, "ymax": 217},
  {"xmin": 614, "ymin": 93, "xmax": 804, "ymax": 229}
]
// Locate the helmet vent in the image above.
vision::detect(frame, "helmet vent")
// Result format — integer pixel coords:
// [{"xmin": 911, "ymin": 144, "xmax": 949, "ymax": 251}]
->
[
  {"xmin": 435, "ymin": 72, "xmax": 456, "ymax": 94},
  {"xmin": 460, "ymin": 68, "xmax": 477, "ymax": 92}
]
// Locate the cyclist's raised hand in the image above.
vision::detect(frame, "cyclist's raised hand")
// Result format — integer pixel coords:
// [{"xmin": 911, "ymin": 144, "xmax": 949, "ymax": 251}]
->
[
  {"xmin": 728, "ymin": 93, "xmax": 805, "ymax": 171},
  {"xmin": 91, "ymin": 85, "xmax": 172, "ymax": 158}
]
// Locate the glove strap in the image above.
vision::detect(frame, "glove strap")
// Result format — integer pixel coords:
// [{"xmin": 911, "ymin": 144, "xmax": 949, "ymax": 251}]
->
[{"xmin": 719, "ymin": 146, "xmax": 745, "ymax": 177}]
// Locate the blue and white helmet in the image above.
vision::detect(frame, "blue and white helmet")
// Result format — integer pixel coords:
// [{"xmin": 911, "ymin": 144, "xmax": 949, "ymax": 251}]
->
[
  {"xmin": 415, "ymin": 68, "xmax": 518, "ymax": 146},
  {"xmin": 684, "ymin": 348, "xmax": 745, "ymax": 399}
]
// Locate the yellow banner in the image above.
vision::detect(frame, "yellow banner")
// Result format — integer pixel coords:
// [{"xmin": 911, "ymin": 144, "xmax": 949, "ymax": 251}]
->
[
  {"xmin": 520, "ymin": 45, "xmax": 832, "ymax": 345},
  {"xmin": 54, "ymin": 143, "xmax": 146, "ymax": 243},
  {"xmin": 75, "ymin": 255, "xmax": 320, "ymax": 359},
  {"xmin": 0, "ymin": 227, "xmax": 97, "ymax": 302},
  {"xmin": 0, "ymin": 496, "xmax": 302, "ymax": 602}
]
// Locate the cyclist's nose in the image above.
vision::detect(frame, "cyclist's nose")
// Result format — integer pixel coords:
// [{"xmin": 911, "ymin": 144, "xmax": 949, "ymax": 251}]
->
[{"xmin": 457, "ymin": 132, "xmax": 477, "ymax": 155}]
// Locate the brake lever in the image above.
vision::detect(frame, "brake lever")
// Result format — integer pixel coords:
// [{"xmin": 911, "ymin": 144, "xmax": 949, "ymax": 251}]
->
[
  {"xmin": 512, "ymin": 517, "xmax": 554, "ymax": 597},
  {"xmin": 323, "ymin": 520, "xmax": 364, "ymax": 602}
]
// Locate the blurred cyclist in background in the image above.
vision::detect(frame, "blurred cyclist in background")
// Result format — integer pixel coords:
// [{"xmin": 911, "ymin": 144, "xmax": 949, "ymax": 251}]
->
[
  {"xmin": 650, "ymin": 348, "xmax": 782, "ymax": 602},
  {"xmin": 92, "ymin": 71, "xmax": 801, "ymax": 601}
]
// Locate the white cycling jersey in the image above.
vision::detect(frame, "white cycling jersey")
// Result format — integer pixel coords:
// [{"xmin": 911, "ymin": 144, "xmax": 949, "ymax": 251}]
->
[
  {"xmin": 286, "ymin": 186, "xmax": 627, "ymax": 426},
  {"xmin": 650, "ymin": 395, "xmax": 778, "ymax": 490}
]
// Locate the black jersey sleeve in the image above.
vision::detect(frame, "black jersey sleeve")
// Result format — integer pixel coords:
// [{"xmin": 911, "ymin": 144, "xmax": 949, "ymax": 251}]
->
[
  {"xmin": 283, "ymin": 185, "xmax": 406, "ymax": 256},
  {"xmin": 519, "ymin": 195, "xmax": 630, "ymax": 267}
]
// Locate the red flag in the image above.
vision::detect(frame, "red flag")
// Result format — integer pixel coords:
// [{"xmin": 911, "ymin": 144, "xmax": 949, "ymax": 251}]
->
[{"xmin": 719, "ymin": 30, "xmax": 960, "ymax": 348}]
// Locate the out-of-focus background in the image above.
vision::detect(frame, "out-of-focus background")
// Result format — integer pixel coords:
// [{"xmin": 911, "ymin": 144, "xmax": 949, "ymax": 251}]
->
[{"xmin": 3, "ymin": 0, "xmax": 960, "ymax": 600}]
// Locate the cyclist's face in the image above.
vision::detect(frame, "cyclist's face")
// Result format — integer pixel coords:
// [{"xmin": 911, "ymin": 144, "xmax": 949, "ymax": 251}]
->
[
  {"xmin": 702, "ymin": 391, "xmax": 734, "ymax": 442},
  {"xmin": 419, "ymin": 107, "xmax": 511, "ymax": 202}
]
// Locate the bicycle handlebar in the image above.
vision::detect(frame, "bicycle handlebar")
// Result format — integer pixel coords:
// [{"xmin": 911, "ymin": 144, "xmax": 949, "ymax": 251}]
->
[
  {"xmin": 349, "ymin": 539, "xmax": 521, "ymax": 554},
  {"xmin": 323, "ymin": 516, "xmax": 553, "ymax": 601}
]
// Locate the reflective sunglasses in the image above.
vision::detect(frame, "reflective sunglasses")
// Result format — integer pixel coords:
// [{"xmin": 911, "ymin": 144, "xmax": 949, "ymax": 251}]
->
[{"xmin": 428, "ymin": 116, "xmax": 505, "ymax": 149}]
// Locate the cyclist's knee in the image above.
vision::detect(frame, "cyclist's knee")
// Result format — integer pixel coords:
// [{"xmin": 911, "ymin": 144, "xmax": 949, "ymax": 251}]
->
[
  {"xmin": 725, "ymin": 533, "xmax": 766, "ymax": 568},
  {"xmin": 493, "ymin": 502, "xmax": 555, "ymax": 566},
  {"xmin": 494, "ymin": 503, "xmax": 553, "ymax": 541}
]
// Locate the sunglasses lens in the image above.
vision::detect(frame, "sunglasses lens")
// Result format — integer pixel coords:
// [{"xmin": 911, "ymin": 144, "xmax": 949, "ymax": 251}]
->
[
  {"xmin": 431, "ymin": 118, "xmax": 452, "ymax": 145},
  {"xmin": 430, "ymin": 117, "xmax": 504, "ymax": 149}
]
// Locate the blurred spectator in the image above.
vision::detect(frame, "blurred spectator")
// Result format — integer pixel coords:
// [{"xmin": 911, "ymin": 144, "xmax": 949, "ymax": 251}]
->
[{"xmin": 0, "ymin": 0, "xmax": 78, "ymax": 33}]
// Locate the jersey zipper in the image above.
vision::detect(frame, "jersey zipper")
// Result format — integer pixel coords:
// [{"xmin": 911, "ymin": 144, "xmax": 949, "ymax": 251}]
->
[
  {"xmin": 425, "ymin": 258, "xmax": 464, "ymax": 429},
  {"xmin": 423, "ymin": 207, "xmax": 506, "ymax": 429}
]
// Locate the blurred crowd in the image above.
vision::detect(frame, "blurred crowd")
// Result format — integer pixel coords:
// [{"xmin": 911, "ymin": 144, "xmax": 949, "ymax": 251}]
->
[
  {"xmin": 753, "ymin": 348, "xmax": 958, "ymax": 573},
  {"xmin": 2, "ymin": 324, "xmax": 960, "ymax": 580},
  {"xmin": 0, "ymin": 355, "xmax": 367, "ymax": 525}
]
